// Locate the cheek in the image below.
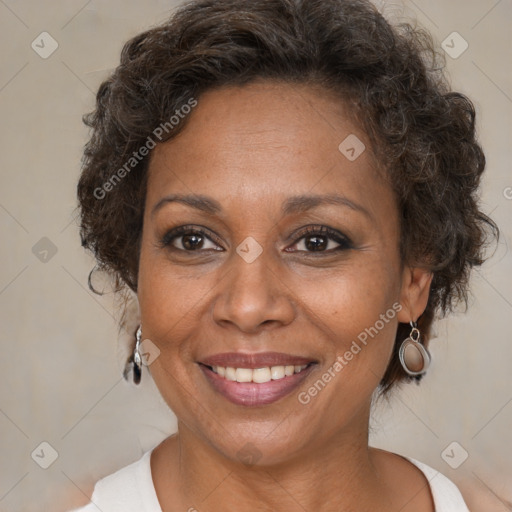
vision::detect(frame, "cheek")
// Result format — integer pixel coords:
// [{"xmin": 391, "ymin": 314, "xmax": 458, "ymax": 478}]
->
[
  {"xmin": 137, "ymin": 224, "xmax": 402, "ymax": 415},
  {"xmin": 297, "ymin": 254, "xmax": 401, "ymax": 383},
  {"xmin": 138, "ymin": 220, "xmax": 213, "ymax": 323},
  {"xmin": 137, "ymin": 251, "xmax": 208, "ymax": 416},
  {"xmin": 138, "ymin": 253, "xmax": 208, "ymax": 352},
  {"xmin": 303, "ymin": 250, "xmax": 400, "ymax": 328},
  {"xmin": 139, "ymin": 237, "xmax": 401, "ymax": 351},
  {"xmin": 136, "ymin": 240, "xmax": 223, "ymax": 408}
]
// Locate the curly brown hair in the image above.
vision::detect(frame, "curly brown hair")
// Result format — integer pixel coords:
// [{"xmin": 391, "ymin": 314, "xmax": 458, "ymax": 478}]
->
[{"xmin": 77, "ymin": 0, "xmax": 498, "ymax": 395}]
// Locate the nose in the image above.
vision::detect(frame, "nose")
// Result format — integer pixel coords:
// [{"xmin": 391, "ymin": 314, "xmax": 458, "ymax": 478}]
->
[{"xmin": 212, "ymin": 246, "xmax": 295, "ymax": 334}]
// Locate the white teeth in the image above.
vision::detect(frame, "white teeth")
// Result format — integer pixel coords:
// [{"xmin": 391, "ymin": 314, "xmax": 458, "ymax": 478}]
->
[
  {"xmin": 225, "ymin": 367, "xmax": 237, "ymax": 381},
  {"xmin": 235, "ymin": 368, "xmax": 253, "ymax": 383},
  {"xmin": 285, "ymin": 365, "xmax": 295, "ymax": 376},
  {"xmin": 252, "ymin": 367, "xmax": 272, "ymax": 383},
  {"xmin": 270, "ymin": 366, "xmax": 285, "ymax": 380},
  {"xmin": 211, "ymin": 364, "xmax": 309, "ymax": 383}
]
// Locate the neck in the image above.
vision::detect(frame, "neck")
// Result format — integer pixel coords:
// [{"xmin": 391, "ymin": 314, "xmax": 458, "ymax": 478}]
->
[{"xmin": 152, "ymin": 404, "xmax": 394, "ymax": 511}]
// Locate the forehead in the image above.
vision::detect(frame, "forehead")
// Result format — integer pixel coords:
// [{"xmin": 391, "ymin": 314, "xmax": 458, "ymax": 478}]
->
[{"xmin": 146, "ymin": 81, "xmax": 391, "ymax": 215}]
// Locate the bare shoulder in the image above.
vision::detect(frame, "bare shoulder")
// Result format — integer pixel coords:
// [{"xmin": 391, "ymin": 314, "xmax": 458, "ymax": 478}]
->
[{"xmin": 369, "ymin": 447, "xmax": 435, "ymax": 512}]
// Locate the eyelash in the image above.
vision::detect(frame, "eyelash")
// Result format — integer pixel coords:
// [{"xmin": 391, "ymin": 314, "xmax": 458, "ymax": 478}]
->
[{"xmin": 159, "ymin": 224, "xmax": 353, "ymax": 255}]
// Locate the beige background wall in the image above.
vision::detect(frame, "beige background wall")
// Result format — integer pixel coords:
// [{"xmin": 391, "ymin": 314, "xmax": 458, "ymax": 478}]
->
[{"xmin": 0, "ymin": 1, "xmax": 510, "ymax": 511}]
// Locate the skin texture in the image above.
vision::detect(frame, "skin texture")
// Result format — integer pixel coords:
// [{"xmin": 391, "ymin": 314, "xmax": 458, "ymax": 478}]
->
[{"xmin": 137, "ymin": 81, "xmax": 434, "ymax": 512}]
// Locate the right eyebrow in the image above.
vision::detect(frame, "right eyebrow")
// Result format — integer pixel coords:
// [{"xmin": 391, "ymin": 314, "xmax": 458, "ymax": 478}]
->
[{"xmin": 151, "ymin": 194, "xmax": 222, "ymax": 217}]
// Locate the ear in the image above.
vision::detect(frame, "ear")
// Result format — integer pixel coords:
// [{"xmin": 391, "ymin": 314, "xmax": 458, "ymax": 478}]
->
[{"xmin": 397, "ymin": 266, "xmax": 433, "ymax": 323}]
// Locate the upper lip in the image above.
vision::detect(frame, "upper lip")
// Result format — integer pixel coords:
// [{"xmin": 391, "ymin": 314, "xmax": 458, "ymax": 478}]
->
[{"xmin": 199, "ymin": 352, "xmax": 317, "ymax": 369}]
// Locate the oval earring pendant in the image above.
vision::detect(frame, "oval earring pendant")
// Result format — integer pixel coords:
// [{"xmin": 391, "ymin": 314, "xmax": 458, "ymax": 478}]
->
[{"xmin": 399, "ymin": 337, "xmax": 431, "ymax": 376}]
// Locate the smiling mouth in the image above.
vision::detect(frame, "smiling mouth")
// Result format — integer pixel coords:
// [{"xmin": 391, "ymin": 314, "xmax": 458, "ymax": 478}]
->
[
  {"xmin": 198, "ymin": 362, "xmax": 317, "ymax": 406},
  {"xmin": 201, "ymin": 363, "xmax": 313, "ymax": 384}
]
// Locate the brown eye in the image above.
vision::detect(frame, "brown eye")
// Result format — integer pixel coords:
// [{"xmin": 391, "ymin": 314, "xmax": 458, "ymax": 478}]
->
[
  {"xmin": 179, "ymin": 232, "xmax": 206, "ymax": 250},
  {"xmin": 300, "ymin": 235, "xmax": 330, "ymax": 251},
  {"xmin": 161, "ymin": 226, "xmax": 223, "ymax": 252},
  {"xmin": 287, "ymin": 226, "xmax": 352, "ymax": 253}
]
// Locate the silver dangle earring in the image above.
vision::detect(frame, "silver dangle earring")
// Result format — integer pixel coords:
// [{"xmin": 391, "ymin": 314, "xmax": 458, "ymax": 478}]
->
[
  {"xmin": 133, "ymin": 325, "xmax": 143, "ymax": 384},
  {"xmin": 398, "ymin": 321, "xmax": 431, "ymax": 376},
  {"xmin": 123, "ymin": 325, "xmax": 142, "ymax": 385}
]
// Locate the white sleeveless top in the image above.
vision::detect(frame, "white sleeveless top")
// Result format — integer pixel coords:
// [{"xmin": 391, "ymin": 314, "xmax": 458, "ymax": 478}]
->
[{"xmin": 70, "ymin": 449, "xmax": 470, "ymax": 511}]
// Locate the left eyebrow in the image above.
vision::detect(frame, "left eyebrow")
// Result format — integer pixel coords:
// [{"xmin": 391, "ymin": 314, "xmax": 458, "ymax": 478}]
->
[{"xmin": 282, "ymin": 193, "xmax": 373, "ymax": 220}]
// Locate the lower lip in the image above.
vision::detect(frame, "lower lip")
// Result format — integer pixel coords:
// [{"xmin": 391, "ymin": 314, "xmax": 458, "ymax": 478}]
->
[{"xmin": 199, "ymin": 363, "xmax": 316, "ymax": 406}]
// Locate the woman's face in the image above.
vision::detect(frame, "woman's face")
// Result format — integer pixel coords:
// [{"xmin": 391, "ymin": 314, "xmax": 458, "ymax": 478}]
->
[{"xmin": 138, "ymin": 81, "xmax": 426, "ymax": 465}]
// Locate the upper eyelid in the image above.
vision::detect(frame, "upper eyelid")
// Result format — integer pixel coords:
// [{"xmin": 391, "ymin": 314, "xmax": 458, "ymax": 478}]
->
[
  {"xmin": 163, "ymin": 225, "xmax": 351, "ymax": 250},
  {"xmin": 161, "ymin": 225, "xmax": 221, "ymax": 247}
]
